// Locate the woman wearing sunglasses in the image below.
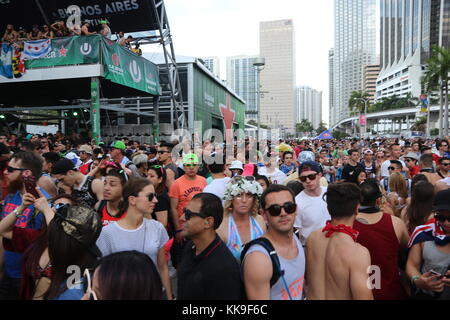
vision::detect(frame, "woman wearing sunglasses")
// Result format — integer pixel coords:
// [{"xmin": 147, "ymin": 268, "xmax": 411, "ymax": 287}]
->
[
  {"xmin": 0, "ymin": 192, "xmax": 77, "ymax": 299},
  {"xmin": 96, "ymin": 177, "xmax": 173, "ymax": 300},
  {"xmin": 216, "ymin": 176, "xmax": 266, "ymax": 261},
  {"xmin": 406, "ymin": 189, "xmax": 450, "ymax": 299},
  {"xmin": 82, "ymin": 251, "xmax": 163, "ymax": 300}
]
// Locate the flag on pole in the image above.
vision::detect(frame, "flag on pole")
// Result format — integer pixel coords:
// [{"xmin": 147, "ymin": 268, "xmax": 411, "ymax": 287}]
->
[
  {"xmin": 23, "ymin": 39, "xmax": 52, "ymax": 60},
  {"xmin": 0, "ymin": 43, "xmax": 13, "ymax": 79}
]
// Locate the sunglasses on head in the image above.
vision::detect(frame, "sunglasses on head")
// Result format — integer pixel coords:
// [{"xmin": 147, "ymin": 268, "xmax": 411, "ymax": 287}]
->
[
  {"xmin": 6, "ymin": 166, "xmax": 27, "ymax": 173},
  {"xmin": 299, "ymin": 173, "xmax": 318, "ymax": 182},
  {"xmin": 265, "ymin": 202, "xmax": 297, "ymax": 216},
  {"xmin": 183, "ymin": 208, "xmax": 207, "ymax": 220},
  {"xmin": 149, "ymin": 165, "xmax": 165, "ymax": 174},
  {"xmin": 231, "ymin": 175, "xmax": 255, "ymax": 183},
  {"xmin": 435, "ymin": 214, "xmax": 450, "ymax": 223}
]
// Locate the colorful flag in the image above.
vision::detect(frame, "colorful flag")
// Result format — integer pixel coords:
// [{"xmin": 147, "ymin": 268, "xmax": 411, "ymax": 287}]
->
[
  {"xmin": 0, "ymin": 43, "xmax": 13, "ymax": 79},
  {"xmin": 408, "ymin": 218, "xmax": 450, "ymax": 248},
  {"xmin": 12, "ymin": 46, "xmax": 25, "ymax": 78},
  {"xmin": 23, "ymin": 39, "xmax": 52, "ymax": 60}
]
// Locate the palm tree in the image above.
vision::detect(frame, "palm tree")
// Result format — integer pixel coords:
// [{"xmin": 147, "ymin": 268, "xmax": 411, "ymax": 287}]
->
[
  {"xmin": 410, "ymin": 117, "xmax": 427, "ymax": 133},
  {"xmin": 296, "ymin": 119, "xmax": 313, "ymax": 135},
  {"xmin": 422, "ymin": 45, "xmax": 450, "ymax": 137},
  {"xmin": 348, "ymin": 91, "xmax": 370, "ymax": 116}
]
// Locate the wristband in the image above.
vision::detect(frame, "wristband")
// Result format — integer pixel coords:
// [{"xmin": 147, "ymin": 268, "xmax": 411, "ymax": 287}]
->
[
  {"xmin": 175, "ymin": 229, "xmax": 183, "ymax": 233},
  {"xmin": 410, "ymin": 275, "xmax": 420, "ymax": 285},
  {"xmin": 12, "ymin": 208, "xmax": 23, "ymax": 218}
]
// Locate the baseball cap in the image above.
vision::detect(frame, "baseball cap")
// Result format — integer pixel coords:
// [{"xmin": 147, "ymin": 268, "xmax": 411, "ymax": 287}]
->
[
  {"xmin": 183, "ymin": 153, "xmax": 199, "ymax": 165},
  {"xmin": 78, "ymin": 144, "xmax": 93, "ymax": 154},
  {"xmin": 433, "ymin": 189, "xmax": 450, "ymax": 212},
  {"xmin": 229, "ymin": 160, "xmax": 244, "ymax": 171},
  {"xmin": 112, "ymin": 141, "xmax": 126, "ymax": 150},
  {"xmin": 52, "ymin": 158, "xmax": 76, "ymax": 175},
  {"xmin": 298, "ymin": 161, "xmax": 321, "ymax": 174},
  {"xmin": 404, "ymin": 152, "xmax": 419, "ymax": 161},
  {"xmin": 363, "ymin": 149, "xmax": 374, "ymax": 155},
  {"xmin": 54, "ymin": 205, "xmax": 103, "ymax": 257}
]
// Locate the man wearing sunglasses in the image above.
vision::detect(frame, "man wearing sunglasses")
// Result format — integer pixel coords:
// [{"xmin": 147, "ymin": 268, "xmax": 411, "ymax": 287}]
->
[
  {"xmin": 437, "ymin": 157, "xmax": 450, "ymax": 179},
  {"xmin": 169, "ymin": 153, "xmax": 207, "ymax": 268},
  {"xmin": 157, "ymin": 142, "xmax": 178, "ymax": 189},
  {"xmin": 177, "ymin": 193, "xmax": 242, "ymax": 300},
  {"xmin": 242, "ymin": 184, "xmax": 305, "ymax": 300},
  {"xmin": 294, "ymin": 161, "xmax": 330, "ymax": 240},
  {"xmin": 0, "ymin": 151, "xmax": 50, "ymax": 300},
  {"xmin": 404, "ymin": 152, "xmax": 420, "ymax": 178}
]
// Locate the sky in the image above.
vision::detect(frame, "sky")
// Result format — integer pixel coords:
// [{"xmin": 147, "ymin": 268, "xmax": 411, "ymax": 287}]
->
[{"xmin": 143, "ymin": 0, "xmax": 335, "ymax": 124}]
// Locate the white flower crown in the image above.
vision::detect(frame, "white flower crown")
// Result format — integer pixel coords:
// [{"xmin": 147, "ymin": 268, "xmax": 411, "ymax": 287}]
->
[{"xmin": 223, "ymin": 178, "xmax": 263, "ymax": 201}]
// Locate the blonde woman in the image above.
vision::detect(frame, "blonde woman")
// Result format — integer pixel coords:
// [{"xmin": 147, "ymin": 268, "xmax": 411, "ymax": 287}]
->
[
  {"xmin": 217, "ymin": 176, "xmax": 266, "ymax": 260},
  {"xmin": 386, "ymin": 172, "xmax": 409, "ymax": 216}
]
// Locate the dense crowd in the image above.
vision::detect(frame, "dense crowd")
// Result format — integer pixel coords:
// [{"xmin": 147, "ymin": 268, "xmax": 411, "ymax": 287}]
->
[
  {"xmin": 0, "ymin": 130, "xmax": 449, "ymax": 300},
  {"xmin": 2, "ymin": 20, "xmax": 142, "ymax": 55}
]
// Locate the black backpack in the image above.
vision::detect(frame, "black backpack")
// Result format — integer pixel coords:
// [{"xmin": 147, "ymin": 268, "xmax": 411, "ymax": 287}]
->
[{"xmin": 240, "ymin": 237, "xmax": 284, "ymax": 288}]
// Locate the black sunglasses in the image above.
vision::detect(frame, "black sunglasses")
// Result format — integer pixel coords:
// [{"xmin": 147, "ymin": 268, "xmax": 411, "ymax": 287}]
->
[
  {"xmin": 147, "ymin": 193, "xmax": 157, "ymax": 202},
  {"xmin": 231, "ymin": 175, "xmax": 256, "ymax": 183},
  {"xmin": 435, "ymin": 214, "xmax": 450, "ymax": 223},
  {"xmin": 265, "ymin": 202, "xmax": 297, "ymax": 217},
  {"xmin": 7, "ymin": 166, "xmax": 27, "ymax": 173},
  {"xmin": 441, "ymin": 163, "xmax": 450, "ymax": 166},
  {"xmin": 299, "ymin": 173, "xmax": 317, "ymax": 182},
  {"xmin": 183, "ymin": 208, "xmax": 207, "ymax": 220},
  {"xmin": 388, "ymin": 167, "xmax": 398, "ymax": 170},
  {"xmin": 157, "ymin": 151, "xmax": 169, "ymax": 154}
]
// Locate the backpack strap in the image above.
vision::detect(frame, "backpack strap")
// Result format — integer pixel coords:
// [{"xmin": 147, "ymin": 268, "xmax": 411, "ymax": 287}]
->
[{"xmin": 240, "ymin": 237, "xmax": 282, "ymax": 287}]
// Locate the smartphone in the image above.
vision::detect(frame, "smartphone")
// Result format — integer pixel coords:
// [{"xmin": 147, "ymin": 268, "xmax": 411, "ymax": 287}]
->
[
  {"xmin": 23, "ymin": 175, "xmax": 40, "ymax": 198},
  {"xmin": 429, "ymin": 270, "xmax": 444, "ymax": 278}
]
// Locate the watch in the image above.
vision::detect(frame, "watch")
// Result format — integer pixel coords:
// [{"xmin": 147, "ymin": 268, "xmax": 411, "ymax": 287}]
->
[{"xmin": 410, "ymin": 275, "xmax": 420, "ymax": 285}]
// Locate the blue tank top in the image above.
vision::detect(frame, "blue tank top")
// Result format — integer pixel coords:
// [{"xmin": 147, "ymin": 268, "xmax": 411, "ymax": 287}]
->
[{"xmin": 227, "ymin": 215, "xmax": 264, "ymax": 260}]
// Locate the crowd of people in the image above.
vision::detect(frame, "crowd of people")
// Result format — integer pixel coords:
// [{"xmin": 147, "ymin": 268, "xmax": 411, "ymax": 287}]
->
[
  {"xmin": 2, "ymin": 20, "xmax": 142, "ymax": 56},
  {"xmin": 0, "ymin": 130, "xmax": 449, "ymax": 300}
]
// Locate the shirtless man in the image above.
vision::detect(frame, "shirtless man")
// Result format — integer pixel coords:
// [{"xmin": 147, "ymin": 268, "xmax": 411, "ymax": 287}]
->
[{"xmin": 306, "ymin": 182, "xmax": 374, "ymax": 300}]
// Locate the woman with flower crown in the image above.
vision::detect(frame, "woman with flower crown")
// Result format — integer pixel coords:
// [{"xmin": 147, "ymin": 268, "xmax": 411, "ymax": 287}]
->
[{"xmin": 216, "ymin": 176, "xmax": 266, "ymax": 261}]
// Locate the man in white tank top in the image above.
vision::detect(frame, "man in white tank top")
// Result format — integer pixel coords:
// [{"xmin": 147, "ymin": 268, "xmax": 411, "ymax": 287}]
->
[{"xmin": 242, "ymin": 184, "xmax": 306, "ymax": 300}]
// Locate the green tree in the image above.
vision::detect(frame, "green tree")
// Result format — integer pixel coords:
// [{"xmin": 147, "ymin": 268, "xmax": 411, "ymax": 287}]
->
[
  {"xmin": 247, "ymin": 119, "xmax": 257, "ymax": 126},
  {"xmin": 410, "ymin": 117, "xmax": 427, "ymax": 133},
  {"xmin": 422, "ymin": 45, "xmax": 450, "ymax": 137},
  {"xmin": 315, "ymin": 121, "xmax": 328, "ymax": 134},
  {"xmin": 348, "ymin": 91, "xmax": 370, "ymax": 116},
  {"xmin": 296, "ymin": 119, "xmax": 313, "ymax": 134}
]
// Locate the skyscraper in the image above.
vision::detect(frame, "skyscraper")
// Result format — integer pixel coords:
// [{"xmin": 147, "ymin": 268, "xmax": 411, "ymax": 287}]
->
[
  {"xmin": 199, "ymin": 56, "xmax": 220, "ymax": 78},
  {"xmin": 332, "ymin": 0, "xmax": 377, "ymax": 127},
  {"xmin": 329, "ymin": 48, "xmax": 335, "ymax": 128},
  {"xmin": 362, "ymin": 64, "xmax": 380, "ymax": 103},
  {"xmin": 259, "ymin": 19, "xmax": 296, "ymax": 133},
  {"xmin": 296, "ymin": 86, "xmax": 323, "ymax": 129},
  {"xmin": 226, "ymin": 55, "xmax": 258, "ymax": 121},
  {"xmin": 376, "ymin": 0, "xmax": 449, "ymax": 101}
]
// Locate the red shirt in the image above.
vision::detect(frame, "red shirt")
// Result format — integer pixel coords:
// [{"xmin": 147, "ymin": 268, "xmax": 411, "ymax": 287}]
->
[{"xmin": 409, "ymin": 165, "xmax": 420, "ymax": 178}]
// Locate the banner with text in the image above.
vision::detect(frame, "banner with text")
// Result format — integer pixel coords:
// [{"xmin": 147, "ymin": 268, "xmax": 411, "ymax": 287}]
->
[
  {"xmin": 25, "ymin": 35, "xmax": 99, "ymax": 69},
  {"xmin": 101, "ymin": 37, "xmax": 160, "ymax": 96}
]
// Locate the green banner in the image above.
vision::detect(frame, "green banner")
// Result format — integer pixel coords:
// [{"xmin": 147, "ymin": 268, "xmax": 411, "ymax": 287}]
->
[
  {"xmin": 25, "ymin": 35, "xmax": 99, "ymax": 69},
  {"xmin": 91, "ymin": 77, "xmax": 101, "ymax": 144},
  {"xmin": 101, "ymin": 37, "xmax": 160, "ymax": 96}
]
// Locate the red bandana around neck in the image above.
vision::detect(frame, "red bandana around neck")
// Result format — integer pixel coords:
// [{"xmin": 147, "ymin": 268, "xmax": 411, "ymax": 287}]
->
[{"xmin": 322, "ymin": 220, "xmax": 359, "ymax": 242}]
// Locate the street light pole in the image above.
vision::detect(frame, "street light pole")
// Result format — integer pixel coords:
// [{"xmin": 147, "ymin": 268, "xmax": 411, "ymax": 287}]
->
[{"xmin": 253, "ymin": 57, "xmax": 265, "ymax": 142}]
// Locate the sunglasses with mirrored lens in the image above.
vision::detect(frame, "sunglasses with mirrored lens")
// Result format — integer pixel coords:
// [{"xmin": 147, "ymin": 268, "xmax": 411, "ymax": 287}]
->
[
  {"xmin": 435, "ymin": 214, "xmax": 450, "ymax": 223},
  {"xmin": 299, "ymin": 173, "xmax": 317, "ymax": 182},
  {"xmin": 265, "ymin": 202, "xmax": 297, "ymax": 216},
  {"xmin": 7, "ymin": 166, "xmax": 27, "ymax": 173},
  {"xmin": 183, "ymin": 208, "xmax": 207, "ymax": 220}
]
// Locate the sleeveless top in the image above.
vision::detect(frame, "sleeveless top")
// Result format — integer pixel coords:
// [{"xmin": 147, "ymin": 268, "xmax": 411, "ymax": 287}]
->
[
  {"xmin": 353, "ymin": 213, "xmax": 408, "ymax": 300},
  {"xmin": 420, "ymin": 241, "xmax": 450, "ymax": 296},
  {"xmin": 227, "ymin": 215, "xmax": 264, "ymax": 261},
  {"xmin": 98, "ymin": 200, "xmax": 126, "ymax": 226},
  {"xmin": 72, "ymin": 175, "xmax": 97, "ymax": 208},
  {"xmin": 243, "ymin": 236, "xmax": 306, "ymax": 300}
]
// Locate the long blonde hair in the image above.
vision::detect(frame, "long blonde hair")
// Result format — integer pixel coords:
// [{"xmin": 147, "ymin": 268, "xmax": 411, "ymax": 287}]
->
[
  {"xmin": 389, "ymin": 172, "xmax": 408, "ymax": 198},
  {"xmin": 223, "ymin": 197, "xmax": 260, "ymax": 217}
]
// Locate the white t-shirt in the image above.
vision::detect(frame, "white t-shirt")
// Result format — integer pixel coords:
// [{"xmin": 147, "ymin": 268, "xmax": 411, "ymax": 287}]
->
[
  {"xmin": 258, "ymin": 167, "xmax": 287, "ymax": 185},
  {"xmin": 96, "ymin": 218, "xmax": 169, "ymax": 268},
  {"xmin": 203, "ymin": 177, "xmax": 231, "ymax": 202},
  {"xmin": 439, "ymin": 177, "xmax": 450, "ymax": 186},
  {"xmin": 380, "ymin": 159, "xmax": 406, "ymax": 178},
  {"xmin": 294, "ymin": 186, "xmax": 330, "ymax": 239}
]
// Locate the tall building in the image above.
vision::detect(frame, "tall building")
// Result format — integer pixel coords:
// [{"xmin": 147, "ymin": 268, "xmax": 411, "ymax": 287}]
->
[
  {"xmin": 332, "ymin": 0, "xmax": 377, "ymax": 127},
  {"xmin": 259, "ymin": 19, "xmax": 296, "ymax": 133},
  {"xmin": 296, "ymin": 86, "xmax": 323, "ymax": 129},
  {"xmin": 376, "ymin": 0, "xmax": 450, "ymax": 101},
  {"xmin": 226, "ymin": 55, "xmax": 259, "ymax": 121},
  {"xmin": 362, "ymin": 64, "xmax": 381, "ymax": 103},
  {"xmin": 329, "ymin": 48, "xmax": 335, "ymax": 128},
  {"xmin": 199, "ymin": 56, "xmax": 220, "ymax": 78}
]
